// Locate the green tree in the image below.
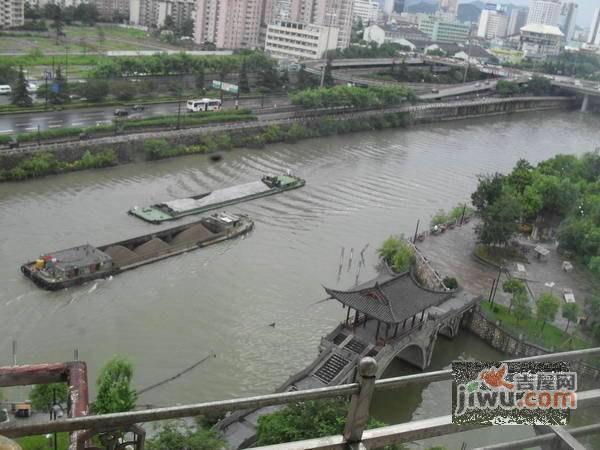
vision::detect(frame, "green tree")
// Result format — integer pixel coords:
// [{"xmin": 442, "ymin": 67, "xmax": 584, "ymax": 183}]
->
[
  {"xmin": 391, "ymin": 242, "xmax": 414, "ymax": 273},
  {"xmin": 195, "ymin": 65, "xmax": 205, "ymax": 91},
  {"xmin": 163, "ymin": 15, "xmax": 176, "ymax": 31},
  {"xmin": 180, "ymin": 18, "xmax": 195, "ymax": 37},
  {"xmin": 92, "ymin": 356, "xmax": 137, "ymax": 414},
  {"xmin": 256, "ymin": 399, "xmax": 404, "ymax": 449},
  {"xmin": 46, "ymin": 3, "xmax": 65, "ymax": 44},
  {"xmin": 238, "ymin": 59, "xmax": 250, "ymax": 93},
  {"xmin": 110, "ymin": 80, "xmax": 137, "ymax": 101},
  {"xmin": 536, "ymin": 293, "xmax": 561, "ymax": 335},
  {"xmin": 525, "ymin": 76, "xmax": 552, "ymax": 95},
  {"xmin": 496, "ymin": 80, "xmax": 521, "ymax": 97},
  {"xmin": 323, "ymin": 58, "xmax": 334, "ymax": 87},
  {"xmin": 471, "ymin": 173, "xmax": 505, "ymax": 212},
  {"xmin": 146, "ymin": 421, "xmax": 226, "ymax": 450},
  {"xmin": 562, "ymin": 303, "xmax": 580, "ymax": 333},
  {"xmin": 48, "ymin": 66, "xmax": 68, "ymax": 105},
  {"xmin": 377, "ymin": 236, "xmax": 402, "ymax": 264},
  {"xmin": 30, "ymin": 383, "xmax": 68, "ymax": 412},
  {"xmin": 79, "ymin": 79, "xmax": 110, "ymax": 102},
  {"xmin": 10, "ymin": 66, "xmax": 33, "ymax": 107},
  {"xmin": 430, "ymin": 209, "xmax": 449, "ymax": 228},
  {"xmin": 475, "ymin": 188, "xmax": 522, "ymax": 247},
  {"xmin": 74, "ymin": 3, "xmax": 99, "ymax": 25},
  {"xmin": 0, "ymin": 63, "xmax": 17, "ymax": 85},
  {"xmin": 513, "ymin": 292, "xmax": 531, "ymax": 323},
  {"xmin": 502, "ymin": 279, "xmax": 527, "ymax": 312}
]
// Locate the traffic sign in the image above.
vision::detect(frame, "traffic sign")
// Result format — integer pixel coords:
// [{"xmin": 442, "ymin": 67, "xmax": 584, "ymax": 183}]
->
[{"xmin": 212, "ymin": 80, "xmax": 239, "ymax": 94}]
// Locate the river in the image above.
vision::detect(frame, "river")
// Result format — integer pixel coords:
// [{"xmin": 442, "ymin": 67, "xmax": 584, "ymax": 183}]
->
[{"xmin": 1, "ymin": 110, "xmax": 598, "ymax": 447}]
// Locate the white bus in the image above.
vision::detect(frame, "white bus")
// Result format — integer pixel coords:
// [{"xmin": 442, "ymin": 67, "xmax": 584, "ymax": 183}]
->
[{"xmin": 186, "ymin": 98, "xmax": 222, "ymax": 112}]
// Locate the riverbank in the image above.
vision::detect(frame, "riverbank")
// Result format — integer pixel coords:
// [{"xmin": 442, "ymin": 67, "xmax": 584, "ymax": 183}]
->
[{"xmin": 0, "ymin": 96, "xmax": 575, "ymax": 181}]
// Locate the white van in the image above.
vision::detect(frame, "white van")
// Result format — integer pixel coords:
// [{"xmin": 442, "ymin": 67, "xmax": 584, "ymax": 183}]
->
[
  {"xmin": 0, "ymin": 85, "xmax": 12, "ymax": 95},
  {"xmin": 186, "ymin": 98, "xmax": 222, "ymax": 113}
]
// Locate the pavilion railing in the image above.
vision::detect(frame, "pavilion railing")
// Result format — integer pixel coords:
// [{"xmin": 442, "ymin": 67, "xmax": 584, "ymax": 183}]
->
[{"xmin": 1, "ymin": 348, "xmax": 599, "ymax": 450}]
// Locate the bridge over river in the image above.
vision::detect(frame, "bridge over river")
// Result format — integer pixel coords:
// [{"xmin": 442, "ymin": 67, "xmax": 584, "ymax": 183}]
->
[{"xmin": 217, "ymin": 264, "xmax": 480, "ymax": 449}]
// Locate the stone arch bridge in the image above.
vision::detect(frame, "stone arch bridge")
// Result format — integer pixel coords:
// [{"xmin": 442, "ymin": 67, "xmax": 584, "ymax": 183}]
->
[{"xmin": 218, "ymin": 272, "xmax": 480, "ymax": 449}]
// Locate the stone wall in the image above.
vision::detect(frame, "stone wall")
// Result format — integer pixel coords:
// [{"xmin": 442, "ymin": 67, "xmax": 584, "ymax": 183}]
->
[{"xmin": 466, "ymin": 308, "xmax": 600, "ymax": 377}]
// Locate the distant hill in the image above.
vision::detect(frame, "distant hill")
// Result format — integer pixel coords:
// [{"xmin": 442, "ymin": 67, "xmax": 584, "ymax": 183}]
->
[{"xmin": 406, "ymin": 1, "xmax": 438, "ymax": 14}]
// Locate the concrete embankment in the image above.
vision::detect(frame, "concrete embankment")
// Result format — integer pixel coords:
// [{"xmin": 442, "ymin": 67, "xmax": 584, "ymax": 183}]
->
[{"xmin": 0, "ymin": 96, "xmax": 575, "ymax": 174}]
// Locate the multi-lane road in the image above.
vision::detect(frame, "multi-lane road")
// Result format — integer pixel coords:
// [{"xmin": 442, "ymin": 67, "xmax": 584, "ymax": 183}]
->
[{"xmin": 0, "ymin": 95, "xmax": 290, "ymax": 135}]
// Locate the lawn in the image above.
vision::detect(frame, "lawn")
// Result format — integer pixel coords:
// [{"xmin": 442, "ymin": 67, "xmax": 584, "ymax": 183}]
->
[
  {"xmin": 17, "ymin": 432, "xmax": 69, "ymax": 450},
  {"xmin": 480, "ymin": 301, "xmax": 590, "ymax": 351}
]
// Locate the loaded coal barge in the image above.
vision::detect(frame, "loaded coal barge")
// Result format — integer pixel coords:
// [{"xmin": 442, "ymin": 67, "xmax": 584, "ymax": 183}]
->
[
  {"xmin": 129, "ymin": 174, "xmax": 305, "ymax": 224},
  {"xmin": 21, "ymin": 212, "xmax": 253, "ymax": 291}
]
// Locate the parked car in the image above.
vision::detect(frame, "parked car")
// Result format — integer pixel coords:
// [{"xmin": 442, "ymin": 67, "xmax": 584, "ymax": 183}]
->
[
  {"xmin": 0, "ymin": 409, "xmax": 8, "ymax": 424},
  {"xmin": 131, "ymin": 104, "xmax": 145, "ymax": 112},
  {"xmin": 0, "ymin": 85, "xmax": 12, "ymax": 95},
  {"xmin": 114, "ymin": 109, "xmax": 129, "ymax": 117},
  {"xmin": 431, "ymin": 88, "xmax": 440, "ymax": 93}
]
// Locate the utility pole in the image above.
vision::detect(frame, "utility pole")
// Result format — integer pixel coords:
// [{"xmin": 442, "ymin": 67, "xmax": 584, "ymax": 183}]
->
[
  {"xmin": 65, "ymin": 46, "xmax": 69, "ymax": 82},
  {"xmin": 44, "ymin": 71, "xmax": 49, "ymax": 110},
  {"xmin": 462, "ymin": 36, "xmax": 472, "ymax": 84},
  {"xmin": 320, "ymin": 11, "xmax": 336, "ymax": 88}
]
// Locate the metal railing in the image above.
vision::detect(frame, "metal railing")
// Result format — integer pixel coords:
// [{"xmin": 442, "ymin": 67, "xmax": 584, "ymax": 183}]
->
[{"xmin": 1, "ymin": 347, "xmax": 599, "ymax": 450}]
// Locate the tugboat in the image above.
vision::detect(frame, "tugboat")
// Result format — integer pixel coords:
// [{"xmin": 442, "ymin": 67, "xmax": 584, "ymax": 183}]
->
[
  {"xmin": 21, "ymin": 212, "xmax": 253, "ymax": 291},
  {"xmin": 129, "ymin": 173, "xmax": 305, "ymax": 224}
]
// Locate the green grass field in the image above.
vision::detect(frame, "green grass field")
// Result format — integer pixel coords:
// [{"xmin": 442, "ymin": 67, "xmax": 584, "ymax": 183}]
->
[
  {"xmin": 480, "ymin": 301, "xmax": 589, "ymax": 351},
  {"xmin": 16, "ymin": 432, "xmax": 69, "ymax": 450}
]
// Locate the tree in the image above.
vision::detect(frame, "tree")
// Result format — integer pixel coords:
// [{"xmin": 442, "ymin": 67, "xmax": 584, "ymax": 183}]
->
[
  {"xmin": 46, "ymin": 4, "xmax": 65, "ymax": 44},
  {"xmin": 74, "ymin": 3, "xmax": 99, "ymax": 26},
  {"xmin": 195, "ymin": 65, "xmax": 205, "ymax": 91},
  {"xmin": 163, "ymin": 15, "xmax": 176, "ymax": 32},
  {"xmin": 238, "ymin": 59, "xmax": 250, "ymax": 93},
  {"xmin": 323, "ymin": 58, "xmax": 334, "ymax": 87},
  {"xmin": 92, "ymin": 356, "xmax": 137, "ymax": 414},
  {"xmin": 30, "ymin": 383, "xmax": 68, "ymax": 412},
  {"xmin": 562, "ymin": 303, "xmax": 580, "ymax": 333},
  {"xmin": 256, "ymin": 399, "xmax": 404, "ymax": 449},
  {"xmin": 502, "ymin": 279, "xmax": 527, "ymax": 312},
  {"xmin": 0, "ymin": 63, "xmax": 17, "ymax": 85},
  {"xmin": 475, "ymin": 188, "xmax": 522, "ymax": 247},
  {"xmin": 525, "ymin": 76, "xmax": 552, "ymax": 95},
  {"xmin": 471, "ymin": 173, "xmax": 505, "ymax": 212},
  {"xmin": 10, "ymin": 66, "xmax": 33, "ymax": 107},
  {"xmin": 536, "ymin": 293, "xmax": 561, "ymax": 335},
  {"xmin": 79, "ymin": 79, "xmax": 110, "ymax": 102},
  {"xmin": 496, "ymin": 80, "xmax": 521, "ymax": 97},
  {"xmin": 146, "ymin": 420, "xmax": 226, "ymax": 450},
  {"xmin": 513, "ymin": 292, "xmax": 531, "ymax": 324},
  {"xmin": 378, "ymin": 236, "xmax": 402, "ymax": 264},
  {"xmin": 180, "ymin": 18, "xmax": 194, "ymax": 37},
  {"xmin": 48, "ymin": 66, "xmax": 68, "ymax": 105},
  {"xmin": 110, "ymin": 80, "xmax": 136, "ymax": 101}
]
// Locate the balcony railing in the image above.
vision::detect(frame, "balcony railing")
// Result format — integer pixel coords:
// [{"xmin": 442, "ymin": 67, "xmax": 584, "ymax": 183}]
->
[{"xmin": 1, "ymin": 348, "xmax": 599, "ymax": 449}]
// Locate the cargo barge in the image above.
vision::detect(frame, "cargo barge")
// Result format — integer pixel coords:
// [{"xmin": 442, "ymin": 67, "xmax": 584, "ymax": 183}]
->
[
  {"xmin": 21, "ymin": 212, "xmax": 253, "ymax": 291},
  {"xmin": 129, "ymin": 174, "xmax": 305, "ymax": 224}
]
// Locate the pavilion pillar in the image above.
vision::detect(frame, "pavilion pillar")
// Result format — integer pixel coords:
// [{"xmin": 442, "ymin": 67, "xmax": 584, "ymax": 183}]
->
[
  {"xmin": 420, "ymin": 310, "xmax": 426, "ymax": 322},
  {"xmin": 385, "ymin": 323, "xmax": 390, "ymax": 339},
  {"xmin": 394, "ymin": 323, "xmax": 399, "ymax": 337},
  {"xmin": 375, "ymin": 320, "xmax": 381, "ymax": 341},
  {"xmin": 354, "ymin": 311, "xmax": 359, "ymax": 327},
  {"xmin": 363, "ymin": 315, "xmax": 367, "ymax": 327},
  {"xmin": 402, "ymin": 318, "xmax": 407, "ymax": 329},
  {"xmin": 346, "ymin": 307, "xmax": 351, "ymax": 325},
  {"xmin": 411, "ymin": 315, "xmax": 416, "ymax": 327}
]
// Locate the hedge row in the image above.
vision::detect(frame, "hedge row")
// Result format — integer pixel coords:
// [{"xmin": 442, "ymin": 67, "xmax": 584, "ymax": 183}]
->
[
  {"xmin": 291, "ymin": 85, "xmax": 415, "ymax": 109},
  {"xmin": 0, "ymin": 149, "xmax": 117, "ymax": 181}
]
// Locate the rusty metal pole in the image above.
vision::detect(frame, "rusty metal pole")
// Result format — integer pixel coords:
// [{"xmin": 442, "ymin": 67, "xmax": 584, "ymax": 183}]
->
[{"xmin": 343, "ymin": 357, "xmax": 377, "ymax": 446}]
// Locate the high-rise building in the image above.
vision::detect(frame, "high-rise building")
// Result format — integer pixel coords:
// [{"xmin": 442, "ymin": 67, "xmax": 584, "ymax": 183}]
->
[
  {"xmin": 131, "ymin": 0, "xmax": 196, "ymax": 29},
  {"xmin": 289, "ymin": 0, "xmax": 354, "ymax": 48},
  {"xmin": 477, "ymin": 9, "xmax": 508, "ymax": 40},
  {"xmin": 438, "ymin": 0, "xmax": 458, "ymax": 19},
  {"xmin": 526, "ymin": 0, "xmax": 560, "ymax": 26},
  {"xmin": 587, "ymin": 8, "xmax": 600, "ymax": 45},
  {"xmin": 95, "ymin": 0, "xmax": 130, "ymax": 20},
  {"xmin": 418, "ymin": 15, "xmax": 469, "ymax": 43},
  {"xmin": 194, "ymin": 0, "xmax": 264, "ymax": 48},
  {"xmin": 382, "ymin": 0, "xmax": 393, "ymax": 16},
  {"xmin": 393, "ymin": 0, "xmax": 403, "ymax": 14},
  {"xmin": 520, "ymin": 23, "xmax": 564, "ymax": 57},
  {"xmin": 558, "ymin": 2, "xmax": 577, "ymax": 41},
  {"xmin": 353, "ymin": 0, "xmax": 379, "ymax": 24},
  {"xmin": 506, "ymin": 8, "xmax": 528, "ymax": 36},
  {"xmin": 264, "ymin": 21, "xmax": 339, "ymax": 59},
  {"xmin": 0, "ymin": 0, "xmax": 24, "ymax": 28}
]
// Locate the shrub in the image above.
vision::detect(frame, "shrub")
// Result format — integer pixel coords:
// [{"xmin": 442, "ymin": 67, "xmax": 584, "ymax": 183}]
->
[
  {"xmin": 442, "ymin": 277, "xmax": 458, "ymax": 290},
  {"xmin": 378, "ymin": 235, "xmax": 414, "ymax": 273},
  {"xmin": 430, "ymin": 209, "xmax": 449, "ymax": 228},
  {"xmin": 143, "ymin": 138, "xmax": 171, "ymax": 159}
]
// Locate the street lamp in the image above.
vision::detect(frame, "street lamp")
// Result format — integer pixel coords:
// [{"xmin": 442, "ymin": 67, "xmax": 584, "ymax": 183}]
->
[{"xmin": 320, "ymin": 11, "xmax": 337, "ymax": 88}]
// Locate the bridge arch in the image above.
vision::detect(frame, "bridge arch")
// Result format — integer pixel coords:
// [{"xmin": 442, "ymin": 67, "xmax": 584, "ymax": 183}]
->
[{"xmin": 396, "ymin": 343, "xmax": 427, "ymax": 370}]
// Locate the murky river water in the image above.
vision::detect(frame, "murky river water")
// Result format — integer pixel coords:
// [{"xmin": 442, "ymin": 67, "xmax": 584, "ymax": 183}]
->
[{"xmin": 1, "ymin": 110, "xmax": 599, "ymax": 447}]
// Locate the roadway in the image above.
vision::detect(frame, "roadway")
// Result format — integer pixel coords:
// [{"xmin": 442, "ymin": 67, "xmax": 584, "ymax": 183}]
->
[{"xmin": 0, "ymin": 95, "xmax": 290, "ymax": 135}]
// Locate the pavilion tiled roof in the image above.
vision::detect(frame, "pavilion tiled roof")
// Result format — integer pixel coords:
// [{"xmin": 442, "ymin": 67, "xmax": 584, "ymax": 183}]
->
[{"xmin": 325, "ymin": 272, "xmax": 451, "ymax": 324}]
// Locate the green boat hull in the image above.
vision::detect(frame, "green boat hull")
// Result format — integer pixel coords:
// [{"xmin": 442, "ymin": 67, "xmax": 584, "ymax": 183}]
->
[{"xmin": 129, "ymin": 176, "xmax": 305, "ymax": 224}]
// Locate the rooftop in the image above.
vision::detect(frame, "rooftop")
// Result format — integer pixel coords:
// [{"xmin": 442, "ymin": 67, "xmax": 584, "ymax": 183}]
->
[
  {"xmin": 43, "ymin": 244, "xmax": 112, "ymax": 270},
  {"xmin": 520, "ymin": 23, "xmax": 564, "ymax": 36},
  {"xmin": 324, "ymin": 272, "xmax": 451, "ymax": 324}
]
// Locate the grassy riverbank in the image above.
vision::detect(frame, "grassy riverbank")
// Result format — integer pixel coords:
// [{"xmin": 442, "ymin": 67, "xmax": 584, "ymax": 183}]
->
[{"xmin": 1, "ymin": 111, "xmax": 411, "ymax": 181}]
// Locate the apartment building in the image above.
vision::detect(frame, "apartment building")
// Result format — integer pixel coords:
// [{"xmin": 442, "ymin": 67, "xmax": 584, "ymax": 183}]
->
[
  {"xmin": 194, "ymin": 0, "xmax": 263, "ymax": 48},
  {"xmin": 506, "ymin": 8, "xmax": 527, "ymax": 36},
  {"xmin": 477, "ymin": 9, "xmax": 508, "ymax": 40},
  {"xmin": 289, "ymin": 0, "xmax": 354, "ymax": 49},
  {"xmin": 95, "ymin": 0, "xmax": 130, "ymax": 20},
  {"xmin": 352, "ymin": 0, "xmax": 379, "ymax": 25},
  {"xmin": 520, "ymin": 23, "xmax": 564, "ymax": 58},
  {"xmin": 526, "ymin": 0, "xmax": 560, "ymax": 27},
  {"xmin": 264, "ymin": 20, "xmax": 338, "ymax": 59},
  {"xmin": 557, "ymin": 2, "xmax": 576, "ymax": 41},
  {"xmin": 0, "ymin": 0, "xmax": 24, "ymax": 28},
  {"xmin": 418, "ymin": 15, "xmax": 469, "ymax": 43},
  {"xmin": 131, "ymin": 0, "xmax": 195, "ymax": 28},
  {"xmin": 588, "ymin": 8, "xmax": 600, "ymax": 46}
]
